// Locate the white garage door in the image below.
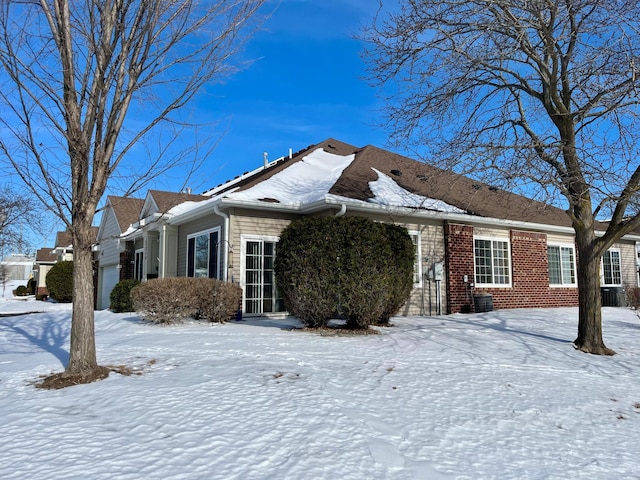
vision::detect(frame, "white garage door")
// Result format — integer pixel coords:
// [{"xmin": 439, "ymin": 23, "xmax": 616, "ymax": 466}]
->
[{"xmin": 100, "ymin": 265, "xmax": 119, "ymax": 310}]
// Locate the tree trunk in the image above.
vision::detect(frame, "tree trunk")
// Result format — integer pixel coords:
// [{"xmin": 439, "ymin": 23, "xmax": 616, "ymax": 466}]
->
[
  {"xmin": 63, "ymin": 224, "xmax": 109, "ymax": 383},
  {"xmin": 67, "ymin": 243, "xmax": 97, "ymax": 373},
  {"xmin": 574, "ymin": 227, "xmax": 615, "ymax": 355}
]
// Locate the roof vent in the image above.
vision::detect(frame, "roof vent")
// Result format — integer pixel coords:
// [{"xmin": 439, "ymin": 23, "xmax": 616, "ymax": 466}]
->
[
  {"xmin": 472, "ymin": 184, "xmax": 482, "ymax": 190},
  {"xmin": 391, "ymin": 169, "xmax": 402, "ymax": 176},
  {"xmin": 417, "ymin": 174, "xmax": 427, "ymax": 181},
  {"xmin": 489, "ymin": 186, "xmax": 498, "ymax": 192}
]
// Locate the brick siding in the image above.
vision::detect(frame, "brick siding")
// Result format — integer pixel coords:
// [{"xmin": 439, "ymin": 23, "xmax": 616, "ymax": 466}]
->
[
  {"xmin": 445, "ymin": 224, "xmax": 578, "ymax": 313},
  {"xmin": 119, "ymin": 249, "xmax": 134, "ymax": 280}
]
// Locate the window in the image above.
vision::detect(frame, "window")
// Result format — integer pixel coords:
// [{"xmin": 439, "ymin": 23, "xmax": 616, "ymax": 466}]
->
[
  {"xmin": 134, "ymin": 249, "xmax": 144, "ymax": 281},
  {"xmin": 409, "ymin": 231, "xmax": 422, "ymax": 285},
  {"xmin": 474, "ymin": 238, "xmax": 511, "ymax": 286},
  {"xmin": 548, "ymin": 245, "xmax": 576, "ymax": 286},
  {"xmin": 602, "ymin": 249, "xmax": 621, "ymax": 286},
  {"xmin": 187, "ymin": 229, "xmax": 219, "ymax": 279},
  {"xmin": 243, "ymin": 237, "xmax": 284, "ymax": 314}
]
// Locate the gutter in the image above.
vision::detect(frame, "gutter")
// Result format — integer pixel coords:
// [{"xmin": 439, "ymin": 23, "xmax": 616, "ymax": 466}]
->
[{"xmin": 166, "ymin": 194, "xmax": 640, "ymax": 246}]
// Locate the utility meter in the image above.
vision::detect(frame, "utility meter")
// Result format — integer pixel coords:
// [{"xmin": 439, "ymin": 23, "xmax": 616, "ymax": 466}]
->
[{"xmin": 432, "ymin": 262, "xmax": 444, "ymax": 281}]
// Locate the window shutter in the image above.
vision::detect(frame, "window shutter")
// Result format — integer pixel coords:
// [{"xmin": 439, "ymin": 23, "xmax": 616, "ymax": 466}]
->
[{"xmin": 187, "ymin": 237, "xmax": 195, "ymax": 277}]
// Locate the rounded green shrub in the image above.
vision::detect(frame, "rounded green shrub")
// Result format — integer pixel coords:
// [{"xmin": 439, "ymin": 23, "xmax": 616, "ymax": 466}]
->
[
  {"xmin": 110, "ymin": 279, "xmax": 140, "ymax": 313},
  {"xmin": 275, "ymin": 216, "xmax": 415, "ymax": 329},
  {"xmin": 274, "ymin": 216, "xmax": 339, "ymax": 328},
  {"xmin": 377, "ymin": 223, "xmax": 416, "ymax": 325},
  {"xmin": 15, "ymin": 285, "xmax": 29, "ymax": 296},
  {"xmin": 45, "ymin": 261, "xmax": 74, "ymax": 302}
]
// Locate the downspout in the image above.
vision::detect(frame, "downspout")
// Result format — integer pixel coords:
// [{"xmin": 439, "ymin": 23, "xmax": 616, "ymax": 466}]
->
[
  {"xmin": 335, "ymin": 203, "xmax": 347, "ymax": 217},
  {"xmin": 214, "ymin": 203, "xmax": 230, "ymax": 282},
  {"xmin": 158, "ymin": 224, "xmax": 167, "ymax": 278}
]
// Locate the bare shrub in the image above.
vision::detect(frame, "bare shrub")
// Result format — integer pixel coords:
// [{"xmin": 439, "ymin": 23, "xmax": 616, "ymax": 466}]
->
[
  {"xmin": 131, "ymin": 277, "xmax": 241, "ymax": 324},
  {"xmin": 625, "ymin": 286, "xmax": 640, "ymax": 310},
  {"xmin": 192, "ymin": 278, "xmax": 242, "ymax": 323},
  {"xmin": 132, "ymin": 278, "xmax": 197, "ymax": 324}
]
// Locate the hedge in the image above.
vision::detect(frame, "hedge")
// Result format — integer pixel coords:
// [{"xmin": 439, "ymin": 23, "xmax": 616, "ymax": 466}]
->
[{"xmin": 131, "ymin": 277, "xmax": 241, "ymax": 324}]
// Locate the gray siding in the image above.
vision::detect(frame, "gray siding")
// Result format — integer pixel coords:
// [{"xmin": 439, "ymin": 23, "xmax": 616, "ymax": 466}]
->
[
  {"xmin": 614, "ymin": 240, "xmax": 637, "ymax": 287},
  {"xmin": 97, "ymin": 206, "xmax": 123, "ymax": 267}
]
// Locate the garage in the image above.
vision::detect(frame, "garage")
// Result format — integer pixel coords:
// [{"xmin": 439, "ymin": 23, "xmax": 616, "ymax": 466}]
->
[{"xmin": 99, "ymin": 265, "xmax": 119, "ymax": 310}]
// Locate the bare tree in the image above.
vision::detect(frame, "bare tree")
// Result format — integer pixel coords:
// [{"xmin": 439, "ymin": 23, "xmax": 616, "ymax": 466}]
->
[
  {"xmin": 0, "ymin": 0, "xmax": 266, "ymax": 385},
  {"xmin": 0, "ymin": 185, "xmax": 38, "ymax": 254},
  {"xmin": 362, "ymin": 0, "xmax": 640, "ymax": 355}
]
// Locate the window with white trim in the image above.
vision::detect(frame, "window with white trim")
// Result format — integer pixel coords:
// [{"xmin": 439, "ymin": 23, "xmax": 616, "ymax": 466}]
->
[
  {"xmin": 548, "ymin": 245, "xmax": 576, "ymax": 286},
  {"xmin": 474, "ymin": 238, "xmax": 511, "ymax": 286},
  {"xmin": 242, "ymin": 236, "xmax": 285, "ymax": 314},
  {"xmin": 409, "ymin": 231, "xmax": 422, "ymax": 286},
  {"xmin": 187, "ymin": 228, "xmax": 220, "ymax": 279},
  {"xmin": 602, "ymin": 249, "xmax": 622, "ymax": 286}
]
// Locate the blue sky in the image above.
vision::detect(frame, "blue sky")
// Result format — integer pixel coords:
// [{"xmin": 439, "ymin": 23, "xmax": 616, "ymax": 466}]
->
[
  {"xmin": 29, "ymin": 1, "xmax": 393, "ymax": 250},
  {"xmin": 167, "ymin": 0, "xmax": 392, "ymax": 193}
]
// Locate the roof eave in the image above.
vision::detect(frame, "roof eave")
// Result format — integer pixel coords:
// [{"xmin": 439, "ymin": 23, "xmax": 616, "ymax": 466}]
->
[{"xmin": 208, "ymin": 196, "xmax": 640, "ymax": 242}]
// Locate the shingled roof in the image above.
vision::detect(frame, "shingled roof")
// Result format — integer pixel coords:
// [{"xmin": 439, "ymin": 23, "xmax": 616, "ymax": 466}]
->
[
  {"xmin": 54, "ymin": 230, "xmax": 73, "ymax": 248},
  {"xmin": 329, "ymin": 144, "xmax": 572, "ymax": 227},
  {"xmin": 54, "ymin": 227, "xmax": 99, "ymax": 248},
  {"xmin": 107, "ymin": 196, "xmax": 145, "ymax": 232},
  {"xmin": 147, "ymin": 190, "xmax": 208, "ymax": 213},
  {"xmin": 229, "ymin": 138, "xmax": 359, "ymax": 195},
  {"xmin": 35, "ymin": 248, "xmax": 56, "ymax": 264},
  {"xmin": 221, "ymin": 138, "xmax": 572, "ymax": 227}
]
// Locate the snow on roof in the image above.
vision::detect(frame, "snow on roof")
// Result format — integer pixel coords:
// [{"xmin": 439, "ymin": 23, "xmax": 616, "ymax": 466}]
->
[
  {"xmin": 220, "ymin": 148, "xmax": 466, "ymax": 213},
  {"xmin": 124, "ymin": 145, "xmax": 466, "ymax": 230},
  {"xmin": 225, "ymin": 148, "xmax": 355, "ymax": 205},
  {"xmin": 368, "ymin": 168, "xmax": 466, "ymax": 213},
  {"xmin": 167, "ymin": 197, "xmax": 217, "ymax": 217}
]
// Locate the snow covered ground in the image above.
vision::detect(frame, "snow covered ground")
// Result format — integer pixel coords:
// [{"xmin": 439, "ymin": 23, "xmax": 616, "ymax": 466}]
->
[{"xmin": 1, "ymin": 279, "xmax": 639, "ymax": 479}]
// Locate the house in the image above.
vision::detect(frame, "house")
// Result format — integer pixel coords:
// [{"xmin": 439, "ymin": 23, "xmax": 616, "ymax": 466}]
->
[
  {"xmin": 52, "ymin": 228, "xmax": 99, "ymax": 262},
  {"xmin": 33, "ymin": 248, "xmax": 57, "ymax": 295},
  {"xmin": 95, "ymin": 193, "xmax": 205, "ymax": 309},
  {"xmin": 0, "ymin": 253, "xmax": 35, "ymax": 283},
  {"xmin": 33, "ymin": 228, "xmax": 100, "ymax": 299},
  {"xmin": 95, "ymin": 138, "xmax": 640, "ymax": 315},
  {"xmin": 52, "ymin": 230, "xmax": 74, "ymax": 262}
]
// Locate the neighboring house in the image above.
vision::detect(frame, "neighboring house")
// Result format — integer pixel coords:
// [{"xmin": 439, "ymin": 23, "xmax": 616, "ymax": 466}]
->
[
  {"xmin": 52, "ymin": 228, "xmax": 99, "ymax": 262},
  {"xmin": 94, "ymin": 196, "xmax": 145, "ymax": 309},
  {"xmin": 95, "ymin": 193, "xmax": 205, "ymax": 309},
  {"xmin": 34, "ymin": 227, "xmax": 100, "ymax": 300},
  {"xmin": 33, "ymin": 248, "xmax": 57, "ymax": 295},
  {"xmin": 0, "ymin": 254, "xmax": 35, "ymax": 283},
  {"xmin": 95, "ymin": 138, "xmax": 640, "ymax": 315},
  {"xmin": 52, "ymin": 230, "xmax": 74, "ymax": 262}
]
